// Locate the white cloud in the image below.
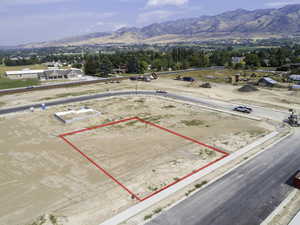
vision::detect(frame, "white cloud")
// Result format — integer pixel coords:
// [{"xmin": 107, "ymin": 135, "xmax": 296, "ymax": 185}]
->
[
  {"xmin": 86, "ymin": 21, "xmax": 128, "ymax": 33},
  {"xmin": 146, "ymin": 0, "xmax": 189, "ymax": 7},
  {"xmin": 265, "ymin": 0, "xmax": 300, "ymax": 7},
  {"xmin": 137, "ymin": 10, "xmax": 175, "ymax": 24}
]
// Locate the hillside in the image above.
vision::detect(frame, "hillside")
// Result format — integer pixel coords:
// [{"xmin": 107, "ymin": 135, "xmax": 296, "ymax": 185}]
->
[{"xmin": 22, "ymin": 4, "xmax": 300, "ymax": 48}]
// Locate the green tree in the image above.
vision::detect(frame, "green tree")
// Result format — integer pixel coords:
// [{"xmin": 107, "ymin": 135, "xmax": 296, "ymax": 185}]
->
[
  {"xmin": 99, "ymin": 56, "xmax": 113, "ymax": 77},
  {"xmin": 84, "ymin": 56, "xmax": 99, "ymax": 75},
  {"xmin": 138, "ymin": 60, "xmax": 148, "ymax": 74},
  {"xmin": 152, "ymin": 59, "xmax": 164, "ymax": 71},
  {"xmin": 245, "ymin": 54, "xmax": 260, "ymax": 67},
  {"xmin": 127, "ymin": 57, "xmax": 139, "ymax": 73},
  {"xmin": 72, "ymin": 63, "xmax": 83, "ymax": 69}
]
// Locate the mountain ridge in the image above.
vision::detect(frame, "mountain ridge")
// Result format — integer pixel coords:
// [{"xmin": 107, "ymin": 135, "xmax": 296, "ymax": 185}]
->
[{"xmin": 21, "ymin": 4, "xmax": 300, "ymax": 48}]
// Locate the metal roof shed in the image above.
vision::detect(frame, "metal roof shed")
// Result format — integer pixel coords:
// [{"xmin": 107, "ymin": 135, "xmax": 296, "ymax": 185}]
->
[
  {"xmin": 290, "ymin": 85, "xmax": 300, "ymax": 90},
  {"xmin": 289, "ymin": 75, "xmax": 300, "ymax": 81},
  {"xmin": 258, "ymin": 77, "xmax": 278, "ymax": 87}
]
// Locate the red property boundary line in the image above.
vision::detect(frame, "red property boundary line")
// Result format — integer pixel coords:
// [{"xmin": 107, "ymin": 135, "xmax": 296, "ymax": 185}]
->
[{"xmin": 59, "ymin": 117, "xmax": 229, "ymax": 202}]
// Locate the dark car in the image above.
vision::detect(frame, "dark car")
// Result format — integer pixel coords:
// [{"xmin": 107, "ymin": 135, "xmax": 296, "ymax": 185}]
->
[
  {"xmin": 156, "ymin": 90, "xmax": 168, "ymax": 94},
  {"xmin": 242, "ymin": 106, "xmax": 253, "ymax": 112},
  {"xmin": 182, "ymin": 77, "xmax": 195, "ymax": 82},
  {"xmin": 130, "ymin": 76, "xmax": 138, "ymax": 81},
  {"xmin": 233, "ymin": 106, "xmax": 252, "ymax": 113}
]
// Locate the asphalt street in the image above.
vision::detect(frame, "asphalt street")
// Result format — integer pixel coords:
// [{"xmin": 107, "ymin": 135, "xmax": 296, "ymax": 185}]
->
[
  {"xmin": 0, "ymin": 90, "xmax": 295, "ymax": 225},
  {"xmin": 0, "ymin": 91, "xmax": 289, "ymax": 122},
  {"xmin": 147, "ymin": 129, "xmax": 300, "ymax": 225},
  {"xmin": 0, "ymin": 67, "xmax": 225, "ymax": 95}
]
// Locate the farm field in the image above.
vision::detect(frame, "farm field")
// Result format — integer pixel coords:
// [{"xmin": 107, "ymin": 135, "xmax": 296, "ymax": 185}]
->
[{"xmin": 0, "ymin": 96, "xmax": 271, "ymax": 225}]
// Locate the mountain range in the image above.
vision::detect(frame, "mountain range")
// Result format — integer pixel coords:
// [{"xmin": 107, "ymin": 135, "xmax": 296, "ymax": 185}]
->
[{"xmin": 22, "ymin": 4, "xmax": 300, "ymax": 48}]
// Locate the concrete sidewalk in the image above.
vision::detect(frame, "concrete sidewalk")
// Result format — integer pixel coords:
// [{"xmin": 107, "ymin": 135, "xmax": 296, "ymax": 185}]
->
[
  {"xmin": 100, "ymin": 131, "xmax": 281, "ymax": 225},
  {"xmin": 289, "ymin": 211, "xmax": 300, "ymax": 225}
]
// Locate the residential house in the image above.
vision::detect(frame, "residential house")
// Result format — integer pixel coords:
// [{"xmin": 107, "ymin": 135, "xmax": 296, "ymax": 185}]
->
[{"xmin": 231, "ymin": 57, "xmax": 245, "ymax": 64}]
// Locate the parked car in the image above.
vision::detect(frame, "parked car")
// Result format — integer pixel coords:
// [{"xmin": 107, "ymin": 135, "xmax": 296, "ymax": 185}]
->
[
  {"xmin": 130, "ymin": 76, "xmax": 138, "ymax": 81},
  {"xmin": 182, "ymin": 77, "xmax": 195, "ymax": 82},
  {"xmin": 156, "ymin": 90, "xmax": 168, "ymax": 94},
  {"xmin": 233, "ymin": 106, "xmax": 252, "ymax": 113},
  {"xmin": 242, "ymin": 106, "xmax": 253, "ymax": 112}
]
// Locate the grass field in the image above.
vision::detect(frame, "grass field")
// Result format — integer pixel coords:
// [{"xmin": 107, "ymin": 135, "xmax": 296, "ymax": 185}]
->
[
  {"xmin": 0, "ymin": 78, "xmax": 40, "ymax": 90},
  {"xmin": 0, "ymin": 64, "xmax": 47, "ymax": 77},
  {"xmin": 0, "ymin": 64, "xmax": 45, "ymax": 89}
]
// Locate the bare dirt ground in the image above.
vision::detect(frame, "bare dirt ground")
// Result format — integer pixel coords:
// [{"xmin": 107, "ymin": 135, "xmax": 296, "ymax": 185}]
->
[
  {"xmin": 0, "ymin": 96, "xmax": 270, "ymax": 225},
  {"xmin": 1, "ymin": 76, "xmax": 300, "ymax": 112}
]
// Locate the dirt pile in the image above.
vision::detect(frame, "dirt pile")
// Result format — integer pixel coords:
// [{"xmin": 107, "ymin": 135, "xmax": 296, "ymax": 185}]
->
[
  {"xmin": 200, "ymin": 83, "xmax": 212, "ymax": 88},
  {"xmin": 238, "ymin": 84, "xmax": 258, "ymax": 92}
]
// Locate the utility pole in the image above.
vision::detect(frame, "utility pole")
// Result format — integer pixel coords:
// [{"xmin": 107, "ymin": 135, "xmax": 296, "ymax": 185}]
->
[{"xmin": 135, "ymin": 83, "xmax": 138, "ymax": 95}]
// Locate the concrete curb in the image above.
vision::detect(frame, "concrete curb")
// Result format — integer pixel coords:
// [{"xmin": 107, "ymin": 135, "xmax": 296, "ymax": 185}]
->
[
  {"xmin": 288, "ymin": 209, "xmax": 300, "ymax": 225},
  {"xmin": 155, "ymin": 95, "xmax": 262, "ymax": 121},
  {"xmin": 260, "ymin": 189, "xmax": 298, "ymax": 225},
  {"xmin": 138, "ymin": 129, "xmax": 292, "ymax": 225},
  {"xmin": 100, "ymin": 130, "xmax": 283, "ymax": 225},
  {"xmin": 0, "ymin": 92, "xmax": 261, "ymax": 121}
]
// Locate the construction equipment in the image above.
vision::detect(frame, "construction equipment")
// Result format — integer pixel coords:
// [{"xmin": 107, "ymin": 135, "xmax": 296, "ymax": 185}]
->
[
  {"xmin": 200, "ymin": 82, "xmax": 212, "ymax": 88},
  {"xmin": 287, "ymin": 109, "xmax": 300, "ymax": 127},
  {"xmin": 151, "ymin": 72, "xmax": 159, "ymax": 80}
]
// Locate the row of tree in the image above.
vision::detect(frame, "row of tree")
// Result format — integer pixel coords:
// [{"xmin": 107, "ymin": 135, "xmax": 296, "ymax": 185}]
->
[
  {"xmin": 3, "ymin": 45, "xmax": 300, "ymax": 76},
  {"xmin": 3, "ymin": 56, "xmax": 40, "ymax": 66},
  {"xmin": 84, "ymin": 47, "xmax": 300, "ymax": 76}
]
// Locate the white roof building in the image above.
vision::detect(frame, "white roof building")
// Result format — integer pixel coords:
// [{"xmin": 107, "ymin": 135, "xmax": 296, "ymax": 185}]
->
[
  {"xmin": 5, "ymin": 69, "xmax": 45, "ymax": 76},
  {"xmin": 5, "ymin": 68, "xmax": 83, "ymax": 80}
]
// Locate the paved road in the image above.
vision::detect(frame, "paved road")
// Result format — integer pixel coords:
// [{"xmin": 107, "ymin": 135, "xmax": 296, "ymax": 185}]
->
[
  {"xmin": 0, "ymin": 67, "xmax": 225, "ymax": 95},
  {"xmin": 165, "ymin": 93, "xmax": 287, "ymax": 122},
  {"xmin": 0, "ymin": 91, "xmax": 288, "ymax": 122},
  {"xmin": 0, "ymin": 91, "xmax": 154, "ymax": 115},
  {"xmin": 0, "ymin": 89, "xmax": 294, "ymax": 225},
  {"xmin": 147, "ymin": 130, "xmax": 300, "ymax": 225}
]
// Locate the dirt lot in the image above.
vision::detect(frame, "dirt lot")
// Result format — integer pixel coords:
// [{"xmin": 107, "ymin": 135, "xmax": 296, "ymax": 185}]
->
[
  {"xmin": 1, "ymin": 75, "xmax": 300, "ymax": 112},
  {"xmin": 0, "ymin": 96, "xmax": 271, "ymax": 225}
]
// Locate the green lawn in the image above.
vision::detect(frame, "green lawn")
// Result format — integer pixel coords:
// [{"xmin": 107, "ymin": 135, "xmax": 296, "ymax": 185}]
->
[
  {"xmin": 0, "ymin": 78, "xmax": 40, "ymax": 90},
  {"xmin": 0, "ymin": 64, "xmax": 46, "ymax": 90}
]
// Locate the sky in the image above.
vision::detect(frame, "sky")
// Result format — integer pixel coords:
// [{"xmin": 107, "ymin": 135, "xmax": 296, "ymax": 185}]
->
[{"xmin": 1, "ymin": 0, "xmax": 300, "ymax": 45}]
